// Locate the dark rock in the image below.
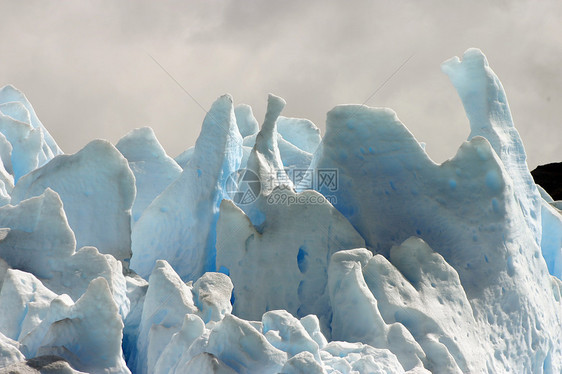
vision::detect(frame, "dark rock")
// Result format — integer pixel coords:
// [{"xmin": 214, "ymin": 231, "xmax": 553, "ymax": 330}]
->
[{"xmin": 531, "ymin": 162, "xmax": 562, "ymax": 201}]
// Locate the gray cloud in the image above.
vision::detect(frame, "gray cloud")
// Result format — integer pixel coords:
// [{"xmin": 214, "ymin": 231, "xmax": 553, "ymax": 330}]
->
[{"xmin": 1, "ymin": 0, "xmax": 560, "ymax": 169}]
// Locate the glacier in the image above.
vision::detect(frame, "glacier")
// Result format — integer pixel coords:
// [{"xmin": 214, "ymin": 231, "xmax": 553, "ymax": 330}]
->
[{"xmin": 1, "ymin": 48, "xmax": 562, "ymax": 373}]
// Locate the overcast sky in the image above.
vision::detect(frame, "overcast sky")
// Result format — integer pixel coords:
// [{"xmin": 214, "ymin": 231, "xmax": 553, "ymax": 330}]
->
[{"xmin": 1, "ymin": 0, "xmax": 560, "ymax": 169}]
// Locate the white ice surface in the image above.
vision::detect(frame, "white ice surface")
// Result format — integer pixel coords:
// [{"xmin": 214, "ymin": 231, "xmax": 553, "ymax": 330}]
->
[
  {"xmin": 122, "ymin": 273, "xmax": 148, "ymax": 369},
  {"xmin": 11, "ymin": 140, "xmax": 135, "ymax": 261},
  {"xmin": 246, "ymin": 94, "xmax": 291, "ymax": 195},
  {"xmin": 134, "ymin": 260, "xmax": 197, "ymax": 374},
  {"xmin": 364, "ymin": 238, "xmax": 489, "ymax": 373},
  {"xmin": 243, "ymin": 131, "xmax": 313, "ymax": 171},
  {"xmin": 442, "ymin": 49, "xmax": 543, "ymax": 248},
  {"xmin": 276, "ymin": 116, "xmax": 321, "ymax": 154},
  {"xmin": 0, "ymin": 106, "xmax": 44, "ymax": 182},
  {"xmin": 0, "ymin": 189, "xmax": 129, "ymax": 317},
  {"xmin": 302, "ymin": 66, "xmax": 562, "ymax": 372},
  {"xmin": 0, "ymin": 269, "xmax": 57, "ymax": 342},
  {"xmin": 173, "ymin": 146, "xmax": 194, "ymax": 169},
  {"xmin": 0, "ymin": 85, "xmax": 62, "ymax": 182},
  {"xmin": 186, "ymin": 313, "xmax": 287, "ymax": 374},
  {"xmin": 217, "ymin": 195, "xmax": 364, "ymax": 335},
  {"xmin": 0, "ymin": 255, "xmax": 8, "ymax": 292},
  {"xmin": 0, "ymin": 331, "xmax": 25, "ymax": 368},
  {"xmin": 21, "ymin": 277, "xmax": 130, "ymax": 374},
  {"xmin": 116, "ymin": 127, "xmax": 182, "ymax": 225},
  {"xmin": 540, "ymin": 199, "xmax": 562, "ymax": 277},
  {"xmin": 153, "ymin": 314, "xmax": 206, "ymax": 374},
  {"xmin": 234, "ymin": 104, "xmax": 259, "ymax": 138},
  {"xmin": 0, "ymin": 132, "xmax": 14, "ymax": 177},
  {"xmin": 218, "ymin": 94, "xmax": 363, "ymax": 332},
  {"xmin": 130, "ymin": 94, "xmax": 243, "ymax": 281},
  {"xmin": 0, "ymin": 189, "xmax": 75, "ymax": 278},
  {"xmin": 328, "ymin": 248, "xmax": 426, "ymax": 372},
  {"xmin": 0, "ymin": 85, "xmax": 62, "ymax": 158},
  {"xmin": 0, "ymin": 133, "xmax": 14, "ymax": 205},
  {"xmin": 262, "ymin": 309, "xmax": 322, "ymax": 364}
]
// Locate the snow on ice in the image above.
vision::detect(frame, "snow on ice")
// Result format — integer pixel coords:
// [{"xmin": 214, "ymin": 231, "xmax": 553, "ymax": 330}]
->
[{"xmin": 1, "ymin": 48, "xmax": 562, "ymax": 373}]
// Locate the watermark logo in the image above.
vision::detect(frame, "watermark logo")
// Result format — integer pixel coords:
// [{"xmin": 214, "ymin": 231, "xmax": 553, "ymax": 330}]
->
[
  {"xmin": 226, "ymin": 167, "xmax": 339, "ymax": 205},
  {"xmin": 262, "ymin": 168, "xmax": 339, "ymax": 192},
  {"xmin": 266, "ymin": 187, "xmax": 337, "ymax": 206},
  {"xmin": 291, "ymin": 169, "xmax": 312, "ymax": 189},
  {"xmin": 225, "ymin": 169, "xmax": 261, "ymax": 205},
  {"xmin": 317, "ymin": 169, "xmax": 338, "ymax": 191}
]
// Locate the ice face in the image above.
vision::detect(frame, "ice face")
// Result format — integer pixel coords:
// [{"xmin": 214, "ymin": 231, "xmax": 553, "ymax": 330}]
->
[
  {"xmin": 116, "ymin": 127, "xmax": 182, "ymax": 225},
  {"xmin": 0, "ymin": 189, "xmax": 75, "ymax": 278},
  {"xmin": 130, "ymin": 94, "xmax": 243, "ymax": 281},
  {"xmin": 216, "ymin": 194, "xmax": 365, "ymax": 336},
  {"xmin": 304, "ymin": 103, "xmax": 562, "ymax": 371},
  {"xmin": 0, "ymin": 106, "xmax": 44, "ymax": 182},
  {"xmin": 0, "ymin": 332, "xmax": 25, "ymax": 368},
  {"xmin": 234, "ymin": 104, "xmax": 259, "ymax": 138},
  {"xmin": 0, "ymin": 189, "xmax": 129, "ymax": 318},
  {"xmin": 122, "ymin": 274, "xmax": 148, "ymax": 369},
  {"xmin": 192, "ymin": 272, "xmax": 233, "ymax": 324},
  {"xmin": 364, "ymin": 238, "xmax": 489, "ymax": 373},
  {"xmin": 0, "ymin": 85, "xmax": 62, "ymax": 158},
  {"xmin": 262, "ymin": 310, "xmax": 321, "ymax": 361},
  {"xmin": 0, "ymin": 269, "xmax": 58, "ymax": 341},
  {"xmin": 11, "ymin": 140, "xmax": 135, "ymax": 262},
  {"xmin": 0, "ymin": 133, "xmax": 14, "ymax": 205},
  {"xmin": 173, "ymin": 145, "xmax": 194, "ymax": 169},
  {"xmin": 216, "ymin": 93, "xmax": 367, "ymax": 335},
  {"xmin": 540, "ymin": 200, "xmax": 562, "ymax": 277},
  {"xmin": 134, "ymin": 260, "xmax": 198, "ymax": 374},
  {"xmin": 276, "ymin": 116, "xmax": 322, "ymax": 154},
  {"xmin": 242, "ymin": 114, "xmax": 319, "ymax": 172},
  {"xmin": 21, "ymin": 277, "xmax": 130, "ymax": 374},
  {"xmin": 442, "ymin": 50, "xmax": 542, "ymax": 247},
  {"xmin": 246, "ymin": 94, "xmax": 290, "ymax": 195},
  {"xmin": 328, "ymin": 248, "xmax": 426, "ymax": 372},
  {"xmin": 243, "ymin": 131, "xmax": 313, "ymax": 173},
  {"xmin": 0, "ymin": 85, "xmax": 62, "ymax": 183},
  {"xmin": 192, "ymin": 313, "xmax": 287, "ymax": 374},
  {"xmin": 153, "ymin": 314, "xmax": 206, "ymax": 374}
]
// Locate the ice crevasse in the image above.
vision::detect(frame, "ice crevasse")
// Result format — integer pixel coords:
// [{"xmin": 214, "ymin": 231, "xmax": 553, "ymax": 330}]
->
[{"xmin": 0, "ymin": 48, "xmax": 561, "ymax": 373}]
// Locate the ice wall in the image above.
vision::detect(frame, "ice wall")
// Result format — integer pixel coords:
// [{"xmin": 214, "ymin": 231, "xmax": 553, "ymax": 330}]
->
[{"xmin": 1, "ymin": 48, "xmax": 562, "ymax": 373}]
